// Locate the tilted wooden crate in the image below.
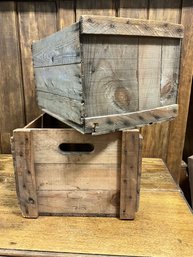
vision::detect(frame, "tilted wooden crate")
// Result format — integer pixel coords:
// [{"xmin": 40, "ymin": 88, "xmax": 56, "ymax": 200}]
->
[
  {"xmin": 32, "ymin": 15, "xmax": 184, "ymax": 135},
  {"xmin": 11, "ymin": 114, "xmax": 142, "ymax": 219}
]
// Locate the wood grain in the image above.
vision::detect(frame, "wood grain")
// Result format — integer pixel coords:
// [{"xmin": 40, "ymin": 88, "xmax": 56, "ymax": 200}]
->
[
  {"xmin": 167, "ymin": 1, "xmax": 193, "ymax": 182},
  {"xmin": 32, "ymin": 129, "xmax": 121, "ymax": 164},
  {"xmin": 32, "ymin": 23, "xmax": 80, "ymax": 67},
  {"xmin": 81, "ymin": 35, "xmax": 139, "ymax": 116},
  {"xmin": 37, "ymin": 91, "xmax": 84, "ymax": 125},
  {"xmin": 141, "ymin": 0, "xmax": 182, "ymax": 161},
  {"xmin": 138, "ymin": 38, "xmax": 162, "ymax": 110},
  {"xmin": 188, "ymin": 156, "xmax": 193, "ymax": 207},
  {"xmin": 84, "ymin": 104, "xmax": 178, "ymax": 135},
  {"xmin": 0, "ymin": 2, "xmax": 25, "ymax": 153},
  {"xmin": 76, "ymin": 1, "xmax": 115, "ymax": 18},
  {"xmin": 120, "ymin": 130, "xmax": 140, "ymax": 219},
  {"xmin": 34, "ymin": 64, "xmax": 83, "ymax": 101},
  {"xmin": 17, "ymin": 1, "xmax": 57, "ymax": 123},
  {"xmin": 0, "ymin": 155, "xmax": 193, "ymax": 257},
  {"xmin": 57, "ymin": 0, "xmax": 75, "ymax": 29},
  {"xmin": 12, "ymin": 130, "xmax": 38, "ymax": 218},
  {"xmin": 80, "ymin": 15, "xmax": 184, "ymax": 38}
]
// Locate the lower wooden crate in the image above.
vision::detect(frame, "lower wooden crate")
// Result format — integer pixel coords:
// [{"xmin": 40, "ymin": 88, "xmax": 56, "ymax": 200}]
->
[{"xmin": 11, "ymin": 114, "xmax": 142, "ymax": 219}]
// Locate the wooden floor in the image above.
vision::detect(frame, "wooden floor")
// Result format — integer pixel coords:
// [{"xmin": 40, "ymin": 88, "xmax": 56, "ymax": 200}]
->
[{"xmin": 0, "ymin": 155, "xmax": 192, "ymax": 257}]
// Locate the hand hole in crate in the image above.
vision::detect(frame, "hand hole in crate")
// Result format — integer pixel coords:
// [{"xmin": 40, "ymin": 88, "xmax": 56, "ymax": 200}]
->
[{"xmin": 58, "ymin": 143, "xmax": 94, "ymax": 154}]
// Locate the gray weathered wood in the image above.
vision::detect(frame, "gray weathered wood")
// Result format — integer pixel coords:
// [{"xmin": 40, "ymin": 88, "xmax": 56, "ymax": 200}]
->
[
  {"xmin": 37, "ymin": 91, "xmax": 85, "ymax": 125},
  {"xmin": 84, "ymin": 104, "xmax": 178, "ymax": 135},
  {"xmin": 160, "ymin": 39, "xmax": 181, "ymax": 106},
  {"xmin": 32, "ymin": 22, "xmax": 80, "ymax": 67},
  {"xmin": 80, "ymin": 15, "xmax": 184, "ymax": 38},
  {"xmin": 82, "ymin": 35, "xmax": 139, "ymax": 116},
  {"xmin": 34, "ymin": 64, "xmax": 83, "ymax": 101},
  {"xmin": 138, "ymin": 38, "xmax": 162, "ymax": 110}
]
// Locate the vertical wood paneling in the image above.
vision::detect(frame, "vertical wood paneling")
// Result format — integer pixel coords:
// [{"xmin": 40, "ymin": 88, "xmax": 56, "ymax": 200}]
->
[
  {"xmin": 119, "ymin": 0, "xmax": 148, "ymax": 19},
  {"xmin": 17, "ymin": 1, "xmax": 57, "ymax": 124},
  {"xmin": 0, "ymin": 1, "xmax": 25, "ymax": 153},
  {"xmin": 167, "ymin": 0, "xmax": 193, "ymax": 182},
  {"xmin": 141, "ymin": 0, "xmax": 182, "ymax": 162},
  {"xmin": 76, "ymin": 0, "xmax": 116, "ymax": 19},
  {"xmin": 57, "ymin": 0, "xmax": 75, "ymax": 29}
]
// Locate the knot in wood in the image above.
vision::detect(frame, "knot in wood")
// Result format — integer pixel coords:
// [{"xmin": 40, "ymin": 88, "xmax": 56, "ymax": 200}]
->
[{"xmin": 114, "ymin": 86, "xmax": 131, "ymax": 110}]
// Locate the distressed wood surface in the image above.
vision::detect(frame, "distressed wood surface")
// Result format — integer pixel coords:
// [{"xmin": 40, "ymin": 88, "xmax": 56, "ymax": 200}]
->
[
  {"xmin": 35, "ymin": 64, "xmax": 83, "ymax": 101},
  {"xmin": 80, "ymin": 15, "xmax": 184, "ymax": 38},
  {"xmin": 0, "ymin": 155, "xmax": 193, "ymax": 257},
  {"xmin": 32, "ymin": 23, "xmax": 80, "ymax": 67},
  {"xmin": 188, "ymin": 156, "xmax": 193, "ymax": 207},
  {"xmin": 32, "ymin": 129, "xmax": 121, "ymax": 164},
  {"xmin": 138, "ymin": 38, "xmax": 162, "ymax": 110},
  {"xmin": 140, "ymin": 0, "xmax": 182, "ymax": 162},
  {"xmin": 167, "ymin": 0, "xmax": 193, "ymax": 182},
  {"xmin": 37, "ymin": 91, "xmax": 84, "ymax": 125},
  {"xmin": 17, "ymin": 2, "xmax": 57, "ymax": 123},
  {"xmin": 12, "ymin": 131, "xmax": 38, "ymax": 218},
  {"xmin": 76, "ymin": 0, "xmax": 115, "ymax": 18},
  {"xmin": 82, "ymin": 35, "xmax": 139, "ymax": 116},
  {"xmin": 84, "ymin": 104, "xmax": 178, "ymax": 135},
  {"xmin": 0, "ymin": 2, "xmax": 25, "ymax": 153},
  {"xmin": 57, "ymin": 0, "xmax": 75, "ymax": 29},
  {"xmin": 120, "ymin": 130, "xmax": 140, "ymax": 219}
]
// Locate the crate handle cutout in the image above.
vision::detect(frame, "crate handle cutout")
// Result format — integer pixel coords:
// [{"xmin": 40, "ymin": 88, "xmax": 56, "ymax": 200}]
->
[{"xmin": 58, "ymin": 143, "xmax": 94, "ymax": 154}]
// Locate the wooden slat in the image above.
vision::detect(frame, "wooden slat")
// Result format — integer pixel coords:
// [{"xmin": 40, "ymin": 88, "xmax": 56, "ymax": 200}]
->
[
  {"xmin": 120, "ymin": 130, "xmax": 140, "ymax": 219},
  {"xmin": 57, "ymin": 0, "xmax": 75, "ymax": 29},
  {"xmin": 38, "ymin": 190, "xmax": 119, "ymax": 216},
  {"xmin": 81, "ymin": 35, "xmax": 139, "ymax": 116},
  {"xmin": 34, "ymin": 64, "xmax": 83, "ymax": 101},
  {"xmin": 167, "ymin": 1, "xmax": 193, "ymax": 182},
  {"xmin": 76, "ymin": 0, "xmax": 115, "ymax": 18},
  {"xmin": 84, "ymin": 104, "xmax": 178, "ymax": 135},
  {"xmin": 32, "ymin": 130, "xmax": 121, "ymax": 164},
  {"xmin": 12, "ymin": 130, "xmax": 38, "ymax": 218},
  {"xmin": 37, "ymin": 91, "xmax": 84, "ymax": 125},
  {"xmin": 160, "ymin": 39, "xmax": 181, "ymax": 106},
  {"xmin": 0, "ymin": 2, "xmax": 25, "ymax": 154},
  {"xmin": 188, "ymin": 156, "xmax": 193, "ymax": 207},
  {"xmin": 80, "ymin": 15, "xmax": 184, "ymax": 38},
  {"xmin": 36, "ymin": 163, "xmax": 120, "ymax": 191},
  {"xmin": 138, "ymin": 38, "xmax": 162, "ymax": 110},
  {"xmin": 136, "ymin": 134, "xmax": 143, "ymax": 210},
  {"xmin": 141, "ymin": 0, "xmax": 182, "ymax": 162},
  {"xmin": 119, "ymin": 0, "xmax": 148, "ymax": 19},
  {"xmin": 17, "ymin": 2, "xmax": 57, "ymax": 123},
  {"xmin": 32, "ymin": 23, "xmax": 80, "ymax": 67}
]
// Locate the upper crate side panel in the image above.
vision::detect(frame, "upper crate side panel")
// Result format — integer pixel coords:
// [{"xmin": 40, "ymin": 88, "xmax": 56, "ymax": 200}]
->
[{"xmin": 81, "ymin": 34, "xmax": 181, "ymax": 117}]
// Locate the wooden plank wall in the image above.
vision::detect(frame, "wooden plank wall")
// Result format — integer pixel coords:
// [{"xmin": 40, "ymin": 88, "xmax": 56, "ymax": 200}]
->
[{"xmin": 0, "ymin": 0, "xmax": 193, "ymax": 183}]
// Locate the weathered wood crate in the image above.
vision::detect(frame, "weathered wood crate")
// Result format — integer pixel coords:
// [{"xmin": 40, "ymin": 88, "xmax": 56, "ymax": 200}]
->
[
  {"xmin": 11, "ymin": 114, "xmax": 142, "ymax": 219},
  {"xmin": 32, "ymin": 15, "xmax": 184, "ymax": 135}
]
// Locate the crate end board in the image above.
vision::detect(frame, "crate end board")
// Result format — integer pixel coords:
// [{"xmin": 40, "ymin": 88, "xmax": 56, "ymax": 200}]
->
[
  {"xmin": 12, "ymin": 114, "xmax": 142, "ymax": 220},
  {"xmin": 32, "ymin": 15, "xmax": 183, "ymax": 135}
]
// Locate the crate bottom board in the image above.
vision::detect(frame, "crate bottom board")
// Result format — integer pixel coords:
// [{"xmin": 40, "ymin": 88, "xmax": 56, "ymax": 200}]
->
[{"xmin": 42, "ymin": 104, "xmax": 178, "ymax": 135}]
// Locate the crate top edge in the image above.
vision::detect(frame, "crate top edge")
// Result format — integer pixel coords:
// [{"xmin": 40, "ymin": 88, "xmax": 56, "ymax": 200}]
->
[{"xmin": 79, "ymin": 15, "xmax": 184, "ymax": 39}]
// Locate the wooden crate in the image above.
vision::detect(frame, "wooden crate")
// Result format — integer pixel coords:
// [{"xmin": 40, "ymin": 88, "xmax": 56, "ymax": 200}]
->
[
  {"xmin": 32, "ymin": 15, "xmax": 184, "ymax": 135},
  {"xmin": 11, "ymin": 114, "xmax": 143, "ymax": 219}
]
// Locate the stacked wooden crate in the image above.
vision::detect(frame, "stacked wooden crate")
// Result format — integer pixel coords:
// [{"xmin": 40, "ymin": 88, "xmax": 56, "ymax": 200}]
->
[{"xmin": 12, "ymin": 15, "xmax": 183, "ymax": 219}]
